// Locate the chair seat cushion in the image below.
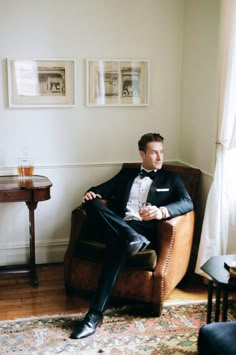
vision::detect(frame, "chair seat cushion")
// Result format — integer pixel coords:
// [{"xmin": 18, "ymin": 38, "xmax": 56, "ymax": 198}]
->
[
  {"xmin": 198, "ymin": 321, "xmax": 236, "ymax": 355},
  {"xmin": 75, "ymin": 240, "xmax": 157, "ymax": 271}
]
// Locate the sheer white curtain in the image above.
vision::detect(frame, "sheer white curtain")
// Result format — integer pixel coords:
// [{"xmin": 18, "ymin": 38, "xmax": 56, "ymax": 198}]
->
[{"xmin": 195, "ymin": 0, "xmax": 236, "ymax": 275}]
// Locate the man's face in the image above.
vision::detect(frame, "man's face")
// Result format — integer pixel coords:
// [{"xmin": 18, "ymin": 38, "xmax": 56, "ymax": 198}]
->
[{"xmin": 139, "ymin": 141, "xmax": 164, "ymax": 170}]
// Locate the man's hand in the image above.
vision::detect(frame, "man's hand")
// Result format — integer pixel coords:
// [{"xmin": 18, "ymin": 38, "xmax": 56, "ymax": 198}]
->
[
  {"xmin": 139, "ymin": 204, "xmax": 163, "ymax": 221},
  {"xmin": 82, "ymin": 191, "xmax": 102, "ymax": 203}
]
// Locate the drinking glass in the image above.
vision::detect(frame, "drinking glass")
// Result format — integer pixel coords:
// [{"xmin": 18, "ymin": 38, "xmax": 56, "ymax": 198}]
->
[
  {"xmin": 17, "ymin": 158, "xmax": 34, "ymax": 179},
  {"xmin": 139, "ymin": 202, "xmax": 151, "ymax": 219}
]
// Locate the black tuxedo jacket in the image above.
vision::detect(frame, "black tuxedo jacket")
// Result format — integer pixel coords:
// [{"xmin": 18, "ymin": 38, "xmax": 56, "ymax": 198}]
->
[{"xmin": 88, "ymin": 166, "xmax": 193, "ymax": 218}]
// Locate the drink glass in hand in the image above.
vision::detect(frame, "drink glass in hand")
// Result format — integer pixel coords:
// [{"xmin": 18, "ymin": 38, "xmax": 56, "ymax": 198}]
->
[{"xmin": 139, "ymin": 202, "xmax": 151, "ymax": 219}]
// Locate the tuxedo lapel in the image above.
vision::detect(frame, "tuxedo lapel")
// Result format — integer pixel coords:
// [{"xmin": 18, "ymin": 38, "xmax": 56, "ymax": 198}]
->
[
  {"xmin": 147, "ymin": 171, "xmax": 160, "ymax": 203},
  {"xmin": 147, "ymin": 170, "xmax": 170, "ymax": 203}
]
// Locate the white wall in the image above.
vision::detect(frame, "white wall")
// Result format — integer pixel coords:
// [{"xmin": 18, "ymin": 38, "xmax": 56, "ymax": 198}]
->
[
  {"xmin": 0, "ymin": 0, "xmax": 220, "ymax": 265},
  {"xmin": 181, "ymin": 0, "xmax": 220, "ymax": 174},
  {"xmin": 181, "ymin": 0, "xmax": 220, "ymax": 231}
]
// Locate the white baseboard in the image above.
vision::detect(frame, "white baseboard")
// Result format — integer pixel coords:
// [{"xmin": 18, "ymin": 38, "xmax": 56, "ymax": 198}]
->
[{"xmin": 0, "ymin": 240, "xmax": 68, "ymax": 266}]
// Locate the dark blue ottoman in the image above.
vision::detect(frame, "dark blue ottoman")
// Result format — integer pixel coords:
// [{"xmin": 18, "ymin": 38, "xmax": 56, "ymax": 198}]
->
[{"xmin": 198, "ymin": 322, "xmax": 236, "ymax": 355}]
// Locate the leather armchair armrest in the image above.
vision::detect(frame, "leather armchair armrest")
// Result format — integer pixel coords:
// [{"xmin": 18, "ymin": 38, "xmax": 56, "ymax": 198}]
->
[
  {"xmin": 152, "ymin": 211, "xmax": 194, "ymax": 311},
  {"xmin": 65, "ymin": 205, "xmax": 87, "ymax": 255},
  {"xmin": 64, "ymin": 205, "xmax": 88, "ymax": 291},
  {"xmin": 67, "ymin": 199, "xmax": 110, "ymax": 247}
]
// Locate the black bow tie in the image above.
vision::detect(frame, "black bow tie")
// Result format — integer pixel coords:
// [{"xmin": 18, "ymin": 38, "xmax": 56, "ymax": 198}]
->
[{"xmin": 139, "ymin": 169, "xmax": 157, "ymax": 180}]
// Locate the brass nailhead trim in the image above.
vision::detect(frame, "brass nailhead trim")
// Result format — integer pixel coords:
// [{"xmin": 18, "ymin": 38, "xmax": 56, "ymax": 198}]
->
[{"xmin": 160, "ymin": 222, "xmax": 176, "ymax": 303}]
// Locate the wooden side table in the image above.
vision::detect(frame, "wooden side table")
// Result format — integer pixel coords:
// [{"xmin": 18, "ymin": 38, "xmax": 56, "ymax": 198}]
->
[
  {"xmin": 201, "ymin": 254, "xmax": 236, "ymax": 323},
  {"xmin": 0, "ymin": 175, "xmax": 52, "ymax": 286}
]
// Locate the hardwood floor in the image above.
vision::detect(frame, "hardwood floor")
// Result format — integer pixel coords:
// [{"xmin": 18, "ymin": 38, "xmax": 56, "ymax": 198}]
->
[{"xmin": 0, "ymin": 263, "xmax": 210, "ymax": 321}]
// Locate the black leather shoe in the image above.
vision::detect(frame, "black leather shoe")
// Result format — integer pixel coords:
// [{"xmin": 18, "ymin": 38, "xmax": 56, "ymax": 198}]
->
[
  {"xmin": 127, "ymin": 235, "xmax": 150, "ymax": 256},
  {"xmin": 70, "ymin": 310, "xmax": 103, "ymax": 339}
]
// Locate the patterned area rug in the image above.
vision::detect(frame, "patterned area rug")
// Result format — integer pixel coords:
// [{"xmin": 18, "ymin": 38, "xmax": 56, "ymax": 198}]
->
[{"xmin": 0, "ymin": 302, "xmax": 235, "ymax": 355}]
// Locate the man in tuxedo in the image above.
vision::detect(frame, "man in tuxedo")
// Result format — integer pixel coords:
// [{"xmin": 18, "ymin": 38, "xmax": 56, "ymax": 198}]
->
[{"xmin": 70, "ymin": 132, "xmax": 193, "ymax": 339}]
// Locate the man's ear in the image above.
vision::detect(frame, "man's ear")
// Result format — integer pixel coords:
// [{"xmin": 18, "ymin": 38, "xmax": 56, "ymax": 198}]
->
[{"xmin": 139, "ymin": 150, "xmax": 145, "ymax": 159}]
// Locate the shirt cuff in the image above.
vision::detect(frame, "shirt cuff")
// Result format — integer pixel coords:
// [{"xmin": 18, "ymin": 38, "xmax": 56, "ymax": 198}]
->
[{"xmin": 160, "ymin": 207, "xmax": 170, "ymax": 219}]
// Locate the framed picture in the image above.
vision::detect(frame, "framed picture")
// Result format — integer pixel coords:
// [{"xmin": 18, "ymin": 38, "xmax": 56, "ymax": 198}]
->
[
  {"xmin": 7, "ymin": 58, "xmax": 76, "ymax": 108},
  {"xmin": 86, "ymin": 59, "xmax": 149, "ymax": 106}
]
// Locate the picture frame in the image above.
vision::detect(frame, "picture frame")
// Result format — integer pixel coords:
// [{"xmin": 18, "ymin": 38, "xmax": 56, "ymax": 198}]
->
[
  {"xmin": 7, "ymin": 58, "xmax": 76, "ymax": 108},
  {"xmin": 86, "ymin": 59, "xmax": 149, "ymax": 106}
]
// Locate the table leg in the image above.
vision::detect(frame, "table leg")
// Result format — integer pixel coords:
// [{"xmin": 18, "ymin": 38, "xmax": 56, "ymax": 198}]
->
[
  {"xmin": 207, "ymin": 280, "xmax": 213, "ymax": 323},
  {"xmin": 214, "ymin": 284, "xmax": 221, "ymax": 322},
  {"xmin": 26, "ymin": 201, "xmax": 38, "ymax": 287},
  {"xmin": 222, "ymin": 286, "xmax": 229, "ymax": 321}
]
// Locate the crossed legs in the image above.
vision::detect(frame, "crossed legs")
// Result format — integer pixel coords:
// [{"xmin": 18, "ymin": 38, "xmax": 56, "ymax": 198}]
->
[{"xmin": 70, "ymin": 198, "xmax": 152, "ymax": 339}]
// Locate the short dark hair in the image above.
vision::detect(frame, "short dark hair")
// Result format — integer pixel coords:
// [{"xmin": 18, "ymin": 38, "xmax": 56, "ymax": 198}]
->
[{"xmin": 138, "ymin": 133, "xmax": 164, "ymax": 152}]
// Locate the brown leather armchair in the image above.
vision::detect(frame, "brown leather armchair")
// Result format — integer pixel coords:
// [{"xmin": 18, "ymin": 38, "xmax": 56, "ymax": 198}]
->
[{"xmin": 64, "ymin": 163, "xmax": 201, "ymax": 315}]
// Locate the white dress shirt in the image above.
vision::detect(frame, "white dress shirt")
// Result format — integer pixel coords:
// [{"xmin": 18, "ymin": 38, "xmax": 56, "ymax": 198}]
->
[
  {"xmin": 124, "ymin": 167, "xmax": 169, "ymax": 221},
  {"xmin": 124, "ymin": 173, "xmax": 152, "ymax": 220}
]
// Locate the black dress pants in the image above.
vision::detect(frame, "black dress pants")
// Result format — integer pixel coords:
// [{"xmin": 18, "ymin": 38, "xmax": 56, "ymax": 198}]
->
[{"xmin": 83, "ymin": 198, "xmax": 156, "ymax": 312}]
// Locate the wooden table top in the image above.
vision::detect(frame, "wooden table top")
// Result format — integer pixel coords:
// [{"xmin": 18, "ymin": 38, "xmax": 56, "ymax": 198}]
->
[
  {"xmin": 201, "ymin": 254, "xmax": 236, "ymax": 285},
  {"xmin": 0, "ymin": 175, "xmax": 52, "ymax": 191}
]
